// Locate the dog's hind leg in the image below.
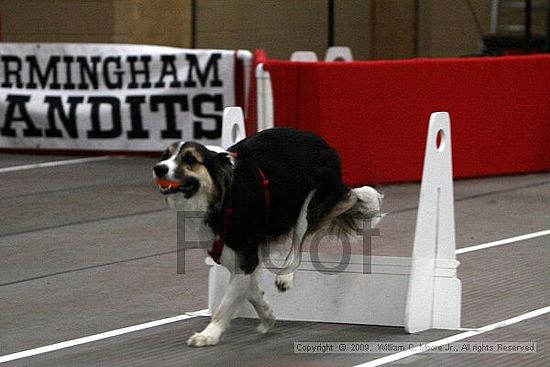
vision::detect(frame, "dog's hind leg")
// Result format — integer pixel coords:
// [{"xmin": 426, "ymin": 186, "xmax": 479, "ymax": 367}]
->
[
  {"xmin": 275, "ymin": 190, "xmax": 315, "ymax": 292},
  {"xmin": 274, "ymin": 229, "xmax": 304, "ymax": 291},
  {"xmin": 248, "ymin": 270, "xmax": 276, "ymax": 333}
]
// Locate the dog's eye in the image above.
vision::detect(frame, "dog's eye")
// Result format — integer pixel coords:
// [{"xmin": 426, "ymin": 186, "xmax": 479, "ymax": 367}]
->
[
  {"xmin": 160, "ymin": 152, "xmax": 169, "ymax": 160},
  {"xmin": 183, "ymin": 155, "xmax": 197, "ymax": 165}
]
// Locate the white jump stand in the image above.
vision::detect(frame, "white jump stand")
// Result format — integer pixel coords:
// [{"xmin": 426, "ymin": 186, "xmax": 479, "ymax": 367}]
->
[
  {"xmin": 405, "ymin": 112, "xmax": 460, "ymax": 332},
  {"xmin": 290, "ymin": 51, "xmax": 318, "ymax": 62},
  {"xmin": 207, "ymin": 112, "xmax": 461, "ymax": 332},
  {"xmin": 220, "ymin": 107, "xmax": 246, "ymax": 149},
  {"xmin": 325, "ymin": 46, "xmax": 354, "ymax": 62}
]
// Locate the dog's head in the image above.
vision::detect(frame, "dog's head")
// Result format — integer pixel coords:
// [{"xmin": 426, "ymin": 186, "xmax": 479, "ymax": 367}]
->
[{"xmin": 153, "ymin": 141, "xmax": 232, "ymax": 211}]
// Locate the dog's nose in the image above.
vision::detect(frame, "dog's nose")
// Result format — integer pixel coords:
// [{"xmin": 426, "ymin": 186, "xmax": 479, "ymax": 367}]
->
[{"xmin": 153, "ymin": 164, "xmax": 169, "ymax": 178}]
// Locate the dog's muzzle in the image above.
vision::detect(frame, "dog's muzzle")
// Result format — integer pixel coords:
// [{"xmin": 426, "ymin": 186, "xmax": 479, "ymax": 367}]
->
[{"xmin": 153, "ymin": 164, "xmax": 200, "ymax": 198}]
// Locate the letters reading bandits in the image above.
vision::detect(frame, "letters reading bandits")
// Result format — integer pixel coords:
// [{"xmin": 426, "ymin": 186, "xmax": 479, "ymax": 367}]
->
[{"xmin": 0, "ymin": 94, "xmax": 223, "ymax": 140}]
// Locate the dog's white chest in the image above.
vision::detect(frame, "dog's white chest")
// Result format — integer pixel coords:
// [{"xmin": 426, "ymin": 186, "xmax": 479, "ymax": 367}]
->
[{"xmin": 166, "ymin": 192, "xmax": 210, "ymax": 212}]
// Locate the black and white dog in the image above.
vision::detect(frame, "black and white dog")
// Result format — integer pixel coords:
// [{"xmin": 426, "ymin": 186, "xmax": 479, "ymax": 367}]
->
[{"xmin": 153, "ymin": 127, "xmax": 382, "ymax": 347}]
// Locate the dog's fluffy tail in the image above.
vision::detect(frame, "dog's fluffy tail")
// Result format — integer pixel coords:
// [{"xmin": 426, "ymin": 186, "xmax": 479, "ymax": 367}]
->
[{"xmin": 331, "ymin": 186, "xmax": 383, "ymax": 236}]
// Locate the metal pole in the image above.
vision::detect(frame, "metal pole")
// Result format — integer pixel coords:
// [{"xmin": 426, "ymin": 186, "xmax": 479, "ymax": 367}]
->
[
  {"xmin": 525, "ymin": 0, "xmax": 532, "ymax": 53},
  {"xmin": 414, "ymin": 0, "xmax": 420, "ymax": 57},
  {"xmin": 490, "ymin": 0, "xmax": 500, "ymax": 34},
  {"xmin": 328, "ymin": 0, "xmax": 335, "ymax": 47},
  {"xmin": 546, "ymin": 0, "xmax": 550, "ymax": 52},
  {"xmin": 191, "ymin": 0, "xmax": 197, "ymax": 48}
]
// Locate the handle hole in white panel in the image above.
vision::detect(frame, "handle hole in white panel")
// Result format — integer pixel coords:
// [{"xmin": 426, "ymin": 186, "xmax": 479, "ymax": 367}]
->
[
  {"xmin": 436, "ymin": 129, "xmax": 446, "ymax": 152},
  {"xmin": 232, "ymin": 124, "xmax": 240, "ymax": 143}
]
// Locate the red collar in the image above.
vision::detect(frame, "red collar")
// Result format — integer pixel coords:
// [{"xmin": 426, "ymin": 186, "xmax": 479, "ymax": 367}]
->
[
  {"xmin": 208, "ymin": 152, "xmax": 270, "ymax": 264},
  {"xmin": 208, "ymin": 208, "xmax": 232, "ymax": 263}
]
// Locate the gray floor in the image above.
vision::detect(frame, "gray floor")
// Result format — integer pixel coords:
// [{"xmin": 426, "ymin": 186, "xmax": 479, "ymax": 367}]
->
[{"xmin": 0, "ymin": 153, "xmax": 549, "ymax": 366}]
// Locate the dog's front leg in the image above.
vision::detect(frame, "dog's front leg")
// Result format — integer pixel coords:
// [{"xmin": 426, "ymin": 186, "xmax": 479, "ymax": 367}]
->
[{"xmin": 187, "ymin": 272, "xmax": 250, "ymax": 347}]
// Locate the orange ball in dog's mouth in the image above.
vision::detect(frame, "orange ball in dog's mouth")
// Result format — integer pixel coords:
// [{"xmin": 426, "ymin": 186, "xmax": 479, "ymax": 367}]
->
[{"xmin": 155, "ymin": 178, "xmax": 181, "ymax": 190}]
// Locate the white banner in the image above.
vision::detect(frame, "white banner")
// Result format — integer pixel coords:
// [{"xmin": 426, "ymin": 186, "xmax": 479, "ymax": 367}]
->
[{"xmin": 0, "ymin": 43, "xmax": 236, "ymax": 151}]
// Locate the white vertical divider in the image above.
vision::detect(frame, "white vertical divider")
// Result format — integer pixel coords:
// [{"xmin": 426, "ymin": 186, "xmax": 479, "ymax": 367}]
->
[{"xmin": 405, "ymin": 112, "xmax": 460, "ymax": 333}]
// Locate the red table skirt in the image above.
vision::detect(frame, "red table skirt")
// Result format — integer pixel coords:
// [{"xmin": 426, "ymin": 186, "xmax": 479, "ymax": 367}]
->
[{"xmin": 263, "ymin": 55, "xmax": 550, "ymax": 185}]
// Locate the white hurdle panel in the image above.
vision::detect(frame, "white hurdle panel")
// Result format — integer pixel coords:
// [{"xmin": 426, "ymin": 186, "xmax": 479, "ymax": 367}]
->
[{"xmin": 207, "ymin": 110, "xmax": 461, "ymax": 332}]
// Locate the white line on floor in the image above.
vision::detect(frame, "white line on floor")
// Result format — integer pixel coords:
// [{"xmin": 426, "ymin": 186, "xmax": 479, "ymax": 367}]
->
[
  {"xmin": 1, "ymin": 229, "xmax": 547, "ymax": 363},
  {"xmin": 353, "ymin": 305, "xmax": 550, "ymax": 367},
  {"xmin": 456, "ymin": 229, "xmax": 550, "ymax": 254},
  {"xmin": 0, "ymin": 309, "xmax": 210, "ymax": 364},
  {"xmin": 0, "ymin": 156, "xmax": 114, "ymax": 174}
]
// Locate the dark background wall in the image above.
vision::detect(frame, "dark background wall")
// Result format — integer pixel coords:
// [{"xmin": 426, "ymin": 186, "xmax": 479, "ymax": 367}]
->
[{"xmin": 0, "ymin": 0, "xmax": 545, "ymax": 60}]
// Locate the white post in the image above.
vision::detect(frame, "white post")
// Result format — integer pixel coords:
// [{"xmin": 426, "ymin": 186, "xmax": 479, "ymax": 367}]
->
[
  {"xmin": 236, "ymin": 50, "xmax": 253, "ymax": 113},
  {"xmin": 325, "ymin": 46, "xmax": 354, "ymax": 61},
  {"xmin": 255, "ymin": 63, "xmax": 274, "ymax": 131},
  {"xmin": 221, "ymin": 107, "xmax": 246, "ymax": 149},
  {"xmin": 405, "ymin": 112, "xmax": 459, "ymax": 333},
  {"xmin": 290, "ymin": 51, "xmax": 318, "ymax": 62}
]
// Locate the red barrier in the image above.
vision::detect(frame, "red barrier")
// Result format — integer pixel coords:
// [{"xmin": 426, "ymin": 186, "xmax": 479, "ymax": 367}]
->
[{"xmin": 264, "ymin": 55, "xmax": 550, "ymax": 185}]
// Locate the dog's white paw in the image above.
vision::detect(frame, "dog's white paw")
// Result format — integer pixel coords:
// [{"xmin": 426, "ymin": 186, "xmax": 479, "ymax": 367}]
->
[
  {"xmin": 257, "ymin": 314, "xmax": 276, "ymax": 334},
  {"xmin": 275, "ymin": 273, "xmax": 293, "ymax": 292},
  {"xmin": 187, "ymin": 331, "xmax": 220, "ymax": 347}
]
